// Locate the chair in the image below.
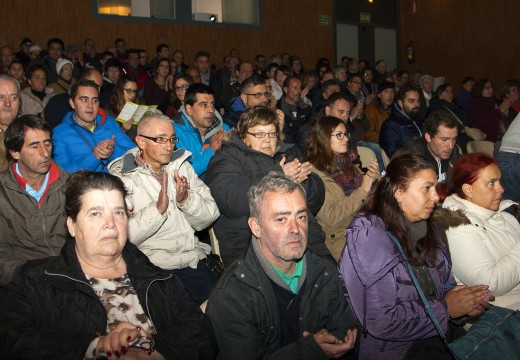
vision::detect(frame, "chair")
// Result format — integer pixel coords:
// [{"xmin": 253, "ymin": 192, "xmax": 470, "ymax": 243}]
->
[
  {"xmin": 467, "ymin": 140, "xmax": 494, "ymax": 156},
  {"xmin": 357, "ymin": 146, "xmax": 377, "ymax": 169},
  {"xmin": 381, "ymin": 149, "xmax": 391, "ymax": 168},
  {"xmin": 209, "ymin": 227, "xmax": 220, "ymax": 256}
]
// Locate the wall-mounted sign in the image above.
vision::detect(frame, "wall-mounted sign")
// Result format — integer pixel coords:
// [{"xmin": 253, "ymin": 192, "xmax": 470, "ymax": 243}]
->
[
  {"xmin": 319, "ymin": 15, "xmax": 331, "ymax": 26},
  {"xmin": 360, "ymin": 12, "xmax": 371, "ymax": 23}
]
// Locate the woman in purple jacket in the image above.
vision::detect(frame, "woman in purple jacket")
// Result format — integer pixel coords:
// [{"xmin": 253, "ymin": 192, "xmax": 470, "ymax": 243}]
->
[{"xmin": 338, "ymin": 154, "xmax": 494, "ymax": 359}]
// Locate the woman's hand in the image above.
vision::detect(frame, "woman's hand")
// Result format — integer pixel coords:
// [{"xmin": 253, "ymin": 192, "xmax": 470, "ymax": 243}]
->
[
  {"xmin": 165, "ymin": 74, "xmax": 174, "ymax": 91},
  {"xmin": 122, "ymin": 118, "xmax": 134, "ymax": 132},
  {"xmin": 445, "ymin": 284, "xmax": 495, "ymax": 319},
  {"xmin": 96, "ymin": 322, "xmax": 147, "ymax": 359},
  {"xmin": 498, "ymin": 99, "xmax": 511, "ymax": 114},
  {"xmin": 360, "ymin": 159, "xmax": 379, "ymax": 193}
]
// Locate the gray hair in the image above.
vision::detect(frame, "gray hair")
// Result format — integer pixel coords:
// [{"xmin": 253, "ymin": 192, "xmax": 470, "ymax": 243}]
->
[
  {"xmin": 419, "ymin": 74, "xmax": 433, "ymax": 84},
  {"xmin": 0, "ymin": 74, "xmax": 20, "ymax": 93},
  {"xmin": 137, "ymin": 114, "xmax": 172, "ymax": 135},
  {"xmin": 247, "ymin": 171, "xmax": 306, "ymax": 221}
]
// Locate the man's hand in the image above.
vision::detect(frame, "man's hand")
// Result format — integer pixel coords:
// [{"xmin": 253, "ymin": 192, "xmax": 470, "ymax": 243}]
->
[
  {"xmin": 209, "ymin": 128, "xmax": 226, "ymax": 152},
  {"xmin": 94, "ymin": 135, "xmax": 115, "ymax": 160},
  {"xmin": 303, "ymin": 328, "xmax": 358, "ymax": 359},
  {"xmin": 156, "ymin": 175, "xmax": 169, "ymax": 215},
  {"xmin": 174, "ymin": 169, "xmax": 189, "ymax": 205}
]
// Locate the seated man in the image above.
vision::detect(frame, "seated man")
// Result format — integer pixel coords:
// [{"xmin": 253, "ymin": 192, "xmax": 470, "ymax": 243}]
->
[
  {"xmin": 52, "ymin": 79, "xmax": 134, "ymax": 172},
  {"xmin": 223, "ymin": 74, "xmax": 271, "ymax": 128},
  {"xmin": 379, "ymin": 84, "xmax": 423, "ymax": 157},
  {"xmin": 393, "ymin": 109, "xmax": 459, "ymax": 183},
  {"xmin": 0, "ymin": 115, "xmax": 68, "ymax": 286},
  {"xmin": 0, "ymin": 75, "xmax": 20, "ymax": 173},
  {"xmin": 207, "ymin": 172, "xmax": 358, "ymax": 359},
  {"xmin": 108, "ymin": 114, "xmax": 220, "ymax": 304},
  {"xmin": 174, "ymin": 83, "xmax": 229, "ymax": 177}
]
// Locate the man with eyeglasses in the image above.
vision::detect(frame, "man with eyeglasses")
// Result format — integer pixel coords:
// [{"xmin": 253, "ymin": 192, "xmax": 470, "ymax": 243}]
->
[
  {"xmin": 52, "ymin": 79, "xmax": 134, "ymax": 172},
  {"xmin": 223, "ymin": 74, "xmax": 271, "ymax": 128},
  {"xmin": 174, "ymin": 83, "xmax": 230, "ymax": 177},
  {"xmin": 108, "ymin": 114, "xmax": 220, "ymax": 305}
]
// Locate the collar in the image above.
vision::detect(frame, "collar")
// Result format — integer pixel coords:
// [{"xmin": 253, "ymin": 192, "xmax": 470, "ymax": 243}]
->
[{"xmin": 11, "ymin": 161, "xmax": 61, "ymax": 205}]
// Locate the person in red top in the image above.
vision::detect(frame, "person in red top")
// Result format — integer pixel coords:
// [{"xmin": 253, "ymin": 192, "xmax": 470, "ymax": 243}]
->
[
  {"xmin": 124, "ymin": 49, "xmax": 150, "ymax": 92},
  {"xmin": 0, "ymin": 114, "xmax": 68, "ymax": 286}
]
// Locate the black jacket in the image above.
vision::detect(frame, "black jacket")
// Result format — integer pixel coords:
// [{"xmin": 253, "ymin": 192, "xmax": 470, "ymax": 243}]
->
[
  {"xmin": 205, "ymin": 134, "xmax": 328, "ymax": 266},
  {"xmin": 379, "ymin": 104, "xmax": 423, "ymax": 157},
  {"xmin": 0, "ymin": 238, "xmax": 217, "ymax": 360},
  {"xmin": 206, "ymin": 245, "xmax": 359, "ymax": 360}
]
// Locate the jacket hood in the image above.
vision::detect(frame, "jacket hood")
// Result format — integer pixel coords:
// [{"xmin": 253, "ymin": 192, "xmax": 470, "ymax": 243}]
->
[
  {"xmin": 345, "ymin": 214, "xmax": 402, "ymax": 287},
  {"xmin": 230, "ymin": 97, "xmax": 246, "ymax": 112},
  {"xmin": 439, "ymin": 194, "xmax": 517, "ymax": 227},
  {"xmin": 107, "ymin": 146, "xmax": 191, "ymax": 174},
  {"xmin": 179, "ymin": 104, "xmax": 225, "ymax": 142},
  {"xmin": 431, "ymin": 206, "xmax": 472, "ymax": 230}
]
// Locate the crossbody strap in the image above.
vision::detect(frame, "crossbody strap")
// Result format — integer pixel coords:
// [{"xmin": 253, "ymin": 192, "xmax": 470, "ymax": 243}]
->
[{"xmin": 386, "ymin": 230, "xmax": 449, "ymax": 345}]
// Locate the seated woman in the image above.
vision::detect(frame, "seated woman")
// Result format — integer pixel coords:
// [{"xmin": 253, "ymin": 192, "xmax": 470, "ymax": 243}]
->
[
  {"xmin": 467, "ymin": 78, "xmax": 509, "ymax": 142},
  {"xmin": 167, "ymin": 73, "xmax": 193, "ymax": 118},
  {"xmin": 143, "ymin": 57, "xmax": 173, "ymax": 113},
  {"xmin": 0, "ymin": 171, "xmax": 216, "ymax": 360},
  {"xmin": 108, "ymin": 74, "xmax": 139, "ymax": 141},
  {"xmin": 435, "ymin": 153, "xmax": 520, "ymax": 310},
  {"xmin": 205, "ymin": 106, "xmax": 329, "ymax": 266},
  {"xmin": 306, "ymin": 116, "xmax": 378, "ymax": 260},
  {"xmin": 338, "ymin": 154, "xmax": 493, "ymax": 359}
]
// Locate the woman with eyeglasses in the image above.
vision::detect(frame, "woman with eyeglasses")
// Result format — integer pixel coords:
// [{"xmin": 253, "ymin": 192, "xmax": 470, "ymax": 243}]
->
[
  {"xmin": 143, "ymin": 57, "xmax": 173, "ymax": 114},
  {"xmin": 0, "ymin": 171, "xmax": 217, "ymax": 360},
  {"xmin": 108, "ymin": 74, "xmax": 139, "ymax": 140},
  {"xmin": 306, "ymin": 116, "xmax": 379, "ymax": 260},
  {"xmin": 205, "ymin": 106, "xmax": 330, "ymax": 266},
  {"xmin": 166, "ymin": 74, "xmax": 193, "ymax": 117}
]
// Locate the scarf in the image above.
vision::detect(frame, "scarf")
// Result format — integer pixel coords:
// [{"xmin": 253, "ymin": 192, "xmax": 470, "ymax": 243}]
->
[{"xmin": 330, "ymin": 151, "xmax": 363, "ymax": 196}]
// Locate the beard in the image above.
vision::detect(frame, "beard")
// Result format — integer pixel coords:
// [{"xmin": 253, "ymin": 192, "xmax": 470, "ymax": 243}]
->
[{"xmin": 405, "ymin": 107, "xmax": 421, "ymax": 120}]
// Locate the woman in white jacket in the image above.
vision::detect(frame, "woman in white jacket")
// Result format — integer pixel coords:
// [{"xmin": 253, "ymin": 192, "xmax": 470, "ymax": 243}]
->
[{"xmin": 434, "ymin": 153, "xmax": 520, "ymax": 310}]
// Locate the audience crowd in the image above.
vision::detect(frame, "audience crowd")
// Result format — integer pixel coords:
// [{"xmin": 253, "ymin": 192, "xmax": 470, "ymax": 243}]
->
[{"xmin": 0, "ymin": 35, "xmax": 519, "ymax": 359}]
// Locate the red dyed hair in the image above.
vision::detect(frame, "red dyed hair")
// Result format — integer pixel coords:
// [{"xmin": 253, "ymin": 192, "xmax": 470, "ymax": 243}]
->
[{"xmin": 448, "ymin": 153, "xmax": 496, "ymax": 199}]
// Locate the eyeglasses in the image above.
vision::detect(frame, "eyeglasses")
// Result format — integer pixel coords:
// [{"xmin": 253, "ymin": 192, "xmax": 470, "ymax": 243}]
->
[
  {"xmin": 331, "ymin": 132, "xmax": 350, "ymax": 140},
  {"xmin": 123, "ymin": 88, "xmax": 138, "ymax": 95},
  {"xmin": 158, "ymin": 64, "xmax": 169, "ymax": 69},
  {"xmin": 139, "ymin": 134, "xmax": 179, "ymax": 144},
  {"xmin": 245, "ymin": 92, "xmax": 271, "ymax": 99},
  {"xmin": 175, "ymin": 85, "xmax": 189, "ymax": 92},
  {"xmin": 247, "ymin": 131, "xmax": 278, "ymax": 138}
]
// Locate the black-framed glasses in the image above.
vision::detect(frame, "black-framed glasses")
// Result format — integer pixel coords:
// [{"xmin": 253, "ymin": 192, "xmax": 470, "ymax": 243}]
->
[
  {"xmin": 331, "ymin": 132, "xmax": 350, "ymax": 140},
  {"xmin": 247, "ymin": 131, "xmax": 278, "ymax": 138},
  {"xmin": 245, "ymin": 92, "xmax": 271, "ymax": 99},
  {"xmin": 174, "ymin": 85, "xmax": 189, "ymax": 92},
  {"xmin": 123, "ymin": 88, "xmax": 138, "ymax": 95},
  {"xmin": 139, "ymin": 134, "xmax": 179, "ymax": 144}
]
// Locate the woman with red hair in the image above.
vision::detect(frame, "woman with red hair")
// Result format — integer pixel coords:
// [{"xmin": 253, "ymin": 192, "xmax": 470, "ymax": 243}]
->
[{"xmin": 434, "ymin": 152, "xmax": 520, "ymax": 310}]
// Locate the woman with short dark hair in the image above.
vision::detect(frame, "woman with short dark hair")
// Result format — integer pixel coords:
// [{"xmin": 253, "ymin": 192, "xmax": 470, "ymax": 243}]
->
[{"xmin": 0, "ymin": 171, "xmax": 217, "ymax": 359}]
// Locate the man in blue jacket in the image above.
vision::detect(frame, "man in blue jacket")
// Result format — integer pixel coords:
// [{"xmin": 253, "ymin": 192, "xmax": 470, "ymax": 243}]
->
[
  {"xmin": 174, "ymin": 83, "xmax": 229, "ymax": 178},
  {"xmin": 52, "ymin": 79, "xmax": 134, "ymax": 172}
]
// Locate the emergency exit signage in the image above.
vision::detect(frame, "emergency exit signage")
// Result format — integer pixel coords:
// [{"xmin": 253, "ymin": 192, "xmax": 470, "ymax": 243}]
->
[
  {"xmin": 319, "ymin": 15, "xmax": 331, "ymax": 26},
  {"xmin": 360, "ymin": 12, "xmax": 371, "ymax": 23}
]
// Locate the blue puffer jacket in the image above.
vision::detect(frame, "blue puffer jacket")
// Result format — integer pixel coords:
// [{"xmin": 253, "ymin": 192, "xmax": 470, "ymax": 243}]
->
[
  {"xmin": 338, "ymin": 214, "xmax": 455, "ymax": 359},
  {"xmin": 52, "ymin": 109, "xmax": 134, "ymax": 172},
  {"xmin": 379, "ymin": 104, "xmax": 422, "ymax": 157},
  {"xmin": 174, "ymin": 105, "xmax": 230, "ymax": 177}
]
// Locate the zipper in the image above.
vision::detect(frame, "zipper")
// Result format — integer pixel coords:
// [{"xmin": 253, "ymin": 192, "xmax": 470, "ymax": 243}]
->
[{"xmin": 144, "ymin": 274, "xmax": 172, "ymax": 329}]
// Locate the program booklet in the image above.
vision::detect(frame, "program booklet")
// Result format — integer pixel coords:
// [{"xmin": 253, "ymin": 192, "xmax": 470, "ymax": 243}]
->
[{"xmin": 116, "ymin": 102, "xmax": 158, "ymax": 125}]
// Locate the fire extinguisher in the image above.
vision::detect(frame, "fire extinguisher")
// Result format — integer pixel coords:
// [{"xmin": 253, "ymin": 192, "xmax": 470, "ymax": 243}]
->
[{"xmin": 407, "ymin": 41, "xmax": 415, "ymax": 63}]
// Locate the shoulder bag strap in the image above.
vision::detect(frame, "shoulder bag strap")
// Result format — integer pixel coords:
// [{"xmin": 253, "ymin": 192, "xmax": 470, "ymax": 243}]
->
[{"xmin": 386, "ymin": 230, "xmax": 449, "ymax": 346}]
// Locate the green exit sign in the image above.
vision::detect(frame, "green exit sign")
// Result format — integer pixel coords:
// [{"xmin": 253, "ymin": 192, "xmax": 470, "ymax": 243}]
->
[
  {"xmin": 319, "ymin": 15, "xmax": 331, "ymax": 26},
  {"xmin": 360, "ymin": 12, "xmax": 371, "ymax": 23}
]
